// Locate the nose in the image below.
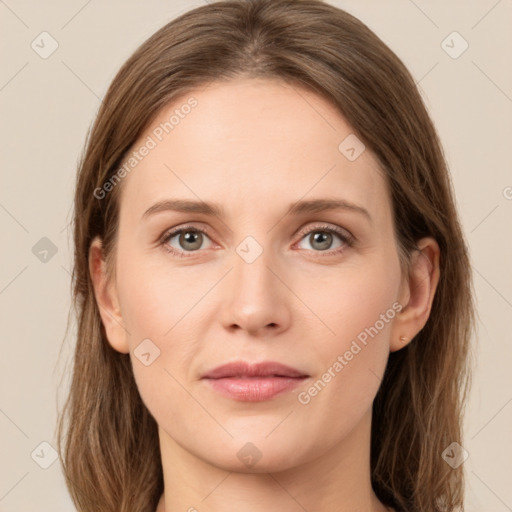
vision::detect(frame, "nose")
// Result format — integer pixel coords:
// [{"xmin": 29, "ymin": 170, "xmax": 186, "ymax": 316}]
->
[{"xmin": 219, "ymin": 245, "xmax": 291, "ymax": 338}]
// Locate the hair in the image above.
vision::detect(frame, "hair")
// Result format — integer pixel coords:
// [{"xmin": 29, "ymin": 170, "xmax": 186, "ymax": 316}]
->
[{"xmin": 56, "ymin": 1, "xmax": 475, "ymax": 511}]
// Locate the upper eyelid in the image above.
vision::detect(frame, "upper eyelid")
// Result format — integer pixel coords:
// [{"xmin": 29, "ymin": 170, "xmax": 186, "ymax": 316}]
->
[{"xmin": 296, "ymin": 222, "xmax": 352, "ymax": 238}]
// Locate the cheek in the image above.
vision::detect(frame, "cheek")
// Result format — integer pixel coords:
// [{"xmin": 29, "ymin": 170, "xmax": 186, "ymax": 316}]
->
[
  {"xmin": 115, "ymin": 257, "xmax": 204, "ymax": 413},
  {"xmin": 303, "ymin": 253, "xmax": 400, "ymax": 409},
  {"xmin": 314, "ymin": 255, "xmax": 400, "ymax": 345},
  {"xmin": 117, "ymin": 252, "xmax": 200, "ymax": 343}
]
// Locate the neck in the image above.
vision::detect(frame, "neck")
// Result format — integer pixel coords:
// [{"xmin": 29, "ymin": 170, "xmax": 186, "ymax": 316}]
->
[{"xmin": 156, "ymin": 408, "xmax": 390, "ymax": 512}]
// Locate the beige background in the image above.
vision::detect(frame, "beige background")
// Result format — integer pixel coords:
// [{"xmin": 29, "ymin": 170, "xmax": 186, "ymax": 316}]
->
[{"xmin": 1, "ymin": 1, "xmax": 511, "ymax": 510}]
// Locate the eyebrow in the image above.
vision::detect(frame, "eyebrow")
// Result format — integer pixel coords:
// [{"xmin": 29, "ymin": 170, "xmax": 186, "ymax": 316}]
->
[{"xmin": 142, "ymin": 198, "xmax": 372, "ymax": 223}]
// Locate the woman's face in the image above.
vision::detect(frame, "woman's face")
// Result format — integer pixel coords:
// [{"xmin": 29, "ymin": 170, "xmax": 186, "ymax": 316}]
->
[{"xmin": 98, "ymin": 78, "xmax": 409, "ymax": 472}]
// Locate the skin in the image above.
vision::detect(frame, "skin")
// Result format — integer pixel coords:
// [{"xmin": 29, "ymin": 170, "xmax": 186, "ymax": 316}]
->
[{"xmin": 89, "ymin": 78, "xmax": 440, "ymax": 512}]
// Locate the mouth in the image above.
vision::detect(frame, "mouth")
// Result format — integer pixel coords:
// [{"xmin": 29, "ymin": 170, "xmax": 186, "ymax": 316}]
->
[{"xmin": 201, "ymin": 361, "xmax": 310, "ymax": 402}]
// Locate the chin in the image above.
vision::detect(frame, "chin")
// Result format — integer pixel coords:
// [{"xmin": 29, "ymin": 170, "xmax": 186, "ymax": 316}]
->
[{"xmin": 192, "ymin": 433, "xmax": 315, "ymax": 474}]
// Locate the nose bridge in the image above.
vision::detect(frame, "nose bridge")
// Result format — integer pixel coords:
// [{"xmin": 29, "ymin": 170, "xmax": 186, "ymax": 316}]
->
[{"xmin": 221, "ymin": 234, "xmax": 289, "ymax": 335}]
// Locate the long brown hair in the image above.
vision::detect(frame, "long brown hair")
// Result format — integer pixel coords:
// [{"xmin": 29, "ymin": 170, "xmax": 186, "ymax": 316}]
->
[{"xmin": 56, "ymin": 1, "xmax": 475, "ymax": 510}]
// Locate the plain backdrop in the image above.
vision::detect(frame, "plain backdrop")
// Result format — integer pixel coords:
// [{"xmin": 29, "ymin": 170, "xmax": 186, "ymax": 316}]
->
[{"xmin": 1, "ymin": 1, "xmax": 511, "ymax": 510}]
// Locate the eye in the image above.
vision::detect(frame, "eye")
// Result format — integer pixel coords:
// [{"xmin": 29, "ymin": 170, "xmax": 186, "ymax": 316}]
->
[
  {"xmin": 295, "ymin": 224, "xmax": 354, "ymax": 256},
  {"xmin": 160, "ymin": 225, "xmax": 213, "ymax": 258},
  {"xmin": 159, "ymin": 223, "xmax": 354, "ymax": 259}
]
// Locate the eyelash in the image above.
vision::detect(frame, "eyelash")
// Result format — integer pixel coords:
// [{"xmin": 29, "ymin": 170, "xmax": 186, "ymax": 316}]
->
[{"xmin": 159, "ymin": 223, "xmax": 355, "ymax": 259}]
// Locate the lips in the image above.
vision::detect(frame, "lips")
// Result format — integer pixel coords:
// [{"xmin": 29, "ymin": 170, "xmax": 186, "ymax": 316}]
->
[
  {"xmin": 201, "ymin": 361, "xmax": 309, "ymax": 379},
  {"xmin": 201, "ymin": 361, "xmax": 309, "ymax": 402}
]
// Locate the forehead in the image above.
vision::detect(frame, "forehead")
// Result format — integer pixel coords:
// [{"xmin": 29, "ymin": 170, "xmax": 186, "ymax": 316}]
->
[{"xmin": 118, "ymin": 78, "xmax": 391, "ymax": 225}]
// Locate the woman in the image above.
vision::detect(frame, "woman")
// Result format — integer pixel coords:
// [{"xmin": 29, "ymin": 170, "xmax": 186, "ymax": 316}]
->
[{"xmin": 57, "ymin": 1, "xmax": 475, "ymax": 511}]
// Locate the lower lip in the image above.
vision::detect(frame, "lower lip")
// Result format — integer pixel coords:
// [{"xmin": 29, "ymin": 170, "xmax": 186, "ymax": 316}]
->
[{"xmin": 203, "ymin": 376, "xmax": 307, "ymax": 401}]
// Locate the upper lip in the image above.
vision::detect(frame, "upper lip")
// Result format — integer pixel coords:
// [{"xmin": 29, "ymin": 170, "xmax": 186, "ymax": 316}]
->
[{"xmin": 201, "ymin": 361, "xmax": 309, "ymax": 379}]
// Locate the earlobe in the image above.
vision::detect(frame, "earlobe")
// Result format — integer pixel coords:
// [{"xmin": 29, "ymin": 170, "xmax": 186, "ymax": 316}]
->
[
  {"xmin": 88, "ymin": 237, "xmax": 130, "ymax": 354},
  {"xmin": 390, "ymin": 237, "xmax": 440, "ymax": 352}
]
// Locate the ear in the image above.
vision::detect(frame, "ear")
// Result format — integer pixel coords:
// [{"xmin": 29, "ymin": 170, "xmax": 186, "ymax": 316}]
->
[
  {"xmin": 390, "ymin": 237, "xmax": 440, "ymax": 352},
  {"xmin": 88, "ymin": 236, "xmax": 130, "ymax": 354}
]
